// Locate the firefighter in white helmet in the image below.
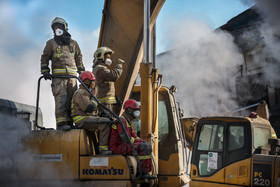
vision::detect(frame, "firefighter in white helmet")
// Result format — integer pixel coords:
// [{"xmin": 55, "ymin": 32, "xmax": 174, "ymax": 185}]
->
[
  {"xmin": 71, "ymin": 71, "xmax": 112, "ymax": 155},
  {"xmin": 92, "ymin": 47, "xmax": 125, "ymax": 115},
  {"xmin": 40, "ymin": 17, "xmax": 85, "ymax": 130}
]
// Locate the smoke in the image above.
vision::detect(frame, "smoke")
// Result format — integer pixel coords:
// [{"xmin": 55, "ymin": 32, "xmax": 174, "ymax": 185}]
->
[
  {"xmin": 0, "ymin": 114, "xmax": 30, "ymax": 182},
  {"xmin": 0, "ymin": 114, "xmax": 77, "ymax": 186},
  {"xmin": 252, "ymin": 1, "xmax": 280, "ymax": 83},
  {"xmin": 157, "ymin": 19, "xmax": 244, "ymax": 117},
  {"xmin": 0, "ymin": 1, "xmax": 99, "ymax": 129}
]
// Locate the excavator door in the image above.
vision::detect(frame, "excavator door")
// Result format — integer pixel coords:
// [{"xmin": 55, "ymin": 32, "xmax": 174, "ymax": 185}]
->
[{"xmin": 190, "ymin": 117, "xmax": 252, "ymax": 186}]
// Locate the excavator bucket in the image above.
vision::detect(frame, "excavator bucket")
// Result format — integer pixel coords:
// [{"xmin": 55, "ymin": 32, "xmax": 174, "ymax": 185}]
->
[{"xmin": 98, "ymin": 0, "xmax": 165, "ymax": 114}]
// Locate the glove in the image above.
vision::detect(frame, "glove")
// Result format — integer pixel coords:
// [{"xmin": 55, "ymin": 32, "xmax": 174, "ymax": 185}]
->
[
  {"xmin": 99, "ymin": 111, "xmax": 113, "ymax": 121},
  {"xmin": 77, "ymin": 67, "xmax": 85, "ymax": 75},
  {"xmin": 117, "ymin": 59, "xmax": 125, "ymax": 64},
  {"xmin": 43, "ymin": 72, "xmax": 52, "ymax": 80}
]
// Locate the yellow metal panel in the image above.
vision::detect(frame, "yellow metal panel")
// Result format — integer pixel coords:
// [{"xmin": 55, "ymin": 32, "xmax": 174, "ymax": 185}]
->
[
  {"xmin": 80, "ymin": 155, "xmax": 133, "ymax": 180},
  {"xmin": 158, "ymin": 174, "xmax": 190, "ymax": 187},
  {"xmin": 79, "ymin": 130, "xmax": 95, "ymax": 156},
  {"xmin": 18, "ymin": 130, "xmax": 81, "ymax": 180},
  {"xmin": 225, "ymin": 158, "xmax": 251, "ymax": 186},
  {"xmin": 190, "ymin": 181, "xmax": 241, "ymax": 187},
  {"xmin": 200, "ymin": 116, "xmax": 250, "ymax": 123},
  {"xmin": 158, "ymin": 153, "xmax": 180, "ymax": 175},
  {"xmin": 191, "ymin": 164, "xmax": 225, "ymax": 183},
  {"xmin": 79, "ymin": 181, "xmax": 134, "ymax": 186},
  {"xmin": 140, "ymin": 63, "xmax": 153, "ymax": 143}
]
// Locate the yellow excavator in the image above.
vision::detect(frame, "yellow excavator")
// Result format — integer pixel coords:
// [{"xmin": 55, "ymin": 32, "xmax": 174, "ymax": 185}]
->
[
  {"xmin": 183, "ymin": 101, "xmax": 280, "ymax": 187},
  {"xmin": 1, "ymin": 0, "xmax": 280, "ymax": 187},
  {"xmin": 1, "ymin": 0, "xmax": 187, "ymax": 186}
]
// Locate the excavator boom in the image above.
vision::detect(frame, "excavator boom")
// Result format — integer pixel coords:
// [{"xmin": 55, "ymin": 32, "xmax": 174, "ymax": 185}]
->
[{"xmin": 98, "ymin": 0, "xmax": 165, "ymax": 112}]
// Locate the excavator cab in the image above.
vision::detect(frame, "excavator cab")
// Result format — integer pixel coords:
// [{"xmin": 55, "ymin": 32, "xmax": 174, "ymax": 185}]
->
[{"xmin": 190, "ymin": 116, "xmax": 279, "ymax": 186}]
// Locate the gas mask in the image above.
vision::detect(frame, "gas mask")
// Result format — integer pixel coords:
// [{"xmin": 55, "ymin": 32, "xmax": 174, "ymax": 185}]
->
[
  {"xmin": 105, "ymin": 58, "xmax": 112, "ymax": 66},
  {"xmin": 55, "ymin": 28, "xmax": 64, "ymax": 36}
]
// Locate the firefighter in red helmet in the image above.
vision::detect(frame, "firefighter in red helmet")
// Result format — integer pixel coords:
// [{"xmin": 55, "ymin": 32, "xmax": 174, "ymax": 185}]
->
[
  {"xmin": 71, "ymin": 71, "xmax": 112, "ymax": 155},
  {"xmin": 109, "ymin": 99, "xmax": 154, "ymax": 179}
]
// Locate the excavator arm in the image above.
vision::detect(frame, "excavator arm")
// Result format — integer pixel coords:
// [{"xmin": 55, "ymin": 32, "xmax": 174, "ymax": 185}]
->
[{"xmin": 98, "ymin": 0, "xmax": 165, "ymax": 113}]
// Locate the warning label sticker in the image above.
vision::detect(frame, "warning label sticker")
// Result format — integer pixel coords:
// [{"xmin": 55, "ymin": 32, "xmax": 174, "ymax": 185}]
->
[
  {"xmin": 208, "ymin": 152, "xmax": 218, "ymax": 169},
  {"xmin": 32, "ymin": 154, "xmax": 62, "ymax": 162},
  {"xmin": 89, "ymin": 157, "xmax": 108, "ymax": 166}
]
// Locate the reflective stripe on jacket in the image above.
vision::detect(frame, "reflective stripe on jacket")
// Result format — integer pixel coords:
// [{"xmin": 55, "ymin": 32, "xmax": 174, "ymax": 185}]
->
[{"xmin": 98, "ymin": 96, "xmax": 117, "ymax": 104}]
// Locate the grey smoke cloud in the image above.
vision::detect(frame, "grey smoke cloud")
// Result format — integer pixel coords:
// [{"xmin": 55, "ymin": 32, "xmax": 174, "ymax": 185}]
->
[
  {"xmin": 252, "ymin": 1, "xmax": 280, "ymax": 84},
  {"xmin": 0, "ymin": 114, "xmax": 31, "ymax": 183},
  {"xmin": 0, "ymin": 114, "xmax": 76, "ymax": 186},
  {"xmin": 157, "ymin": 19, "xmax": 244, "ymax": 117}
]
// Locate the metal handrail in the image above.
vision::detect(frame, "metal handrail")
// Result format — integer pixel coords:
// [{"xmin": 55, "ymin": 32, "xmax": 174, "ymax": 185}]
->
[{"xmin": 34, "ymin": 75, "xmax": 143, "ymax": 180}]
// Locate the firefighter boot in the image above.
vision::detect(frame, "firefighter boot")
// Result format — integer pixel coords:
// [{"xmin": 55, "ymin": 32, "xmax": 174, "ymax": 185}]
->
[
  {"xmin": 99, "ymin": 150, "xmax": 112, "ymax": 155},
  {"xmin": 140, "ymin": 173, "xmax": 157, "ymax": 180},
  {"xmin": 57, "ymin": 124, "xmax": 72, "ymax": 131}
]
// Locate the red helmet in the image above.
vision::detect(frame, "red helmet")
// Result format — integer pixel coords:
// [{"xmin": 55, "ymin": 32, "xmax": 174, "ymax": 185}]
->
[
  {"xmin": 123, "ymin": 99, "xmax": 140, "ymax": 110},
  {"xmin": 79, "ymin": 71, "xmax": 95, "ymax": 82}
]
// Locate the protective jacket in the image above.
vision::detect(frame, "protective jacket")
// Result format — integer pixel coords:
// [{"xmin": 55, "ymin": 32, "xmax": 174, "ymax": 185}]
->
[
  {"xmin": 71, "ymin": 86, "xmax": 98, "ymax": 124},
  {"xmin": 41, "ymin": 38, "xmax": 84, "ymax": 75},
  {"xmin": 92, "ymin": 63, "xmax": 122, "ymax": 104},
  {"xmin": 109, "ymin": 113, "xmax": 152, "ymax": 173}
]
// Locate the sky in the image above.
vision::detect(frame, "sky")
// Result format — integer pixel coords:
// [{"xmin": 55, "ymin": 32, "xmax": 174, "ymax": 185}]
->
[{"xmin": 0, "ymin": 0, "xmax": 254, "ymax": 128}]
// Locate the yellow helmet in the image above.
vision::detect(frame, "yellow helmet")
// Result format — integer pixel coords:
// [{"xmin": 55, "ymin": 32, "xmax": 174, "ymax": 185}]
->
[
  {"xmin": 51, "ymin": 17, "xmax": 68, "ymax": 31},
  {"xmin": 94, "ymin": 47, "xmax": 114, "ymax": 63}
]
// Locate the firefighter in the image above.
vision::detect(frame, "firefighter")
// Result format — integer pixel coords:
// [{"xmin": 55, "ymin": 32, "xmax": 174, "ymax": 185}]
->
[
  {"xmin": 41, "ymin": 17, "xmax": 85, "ymax": 130},
  {"xmin": 92, "ymin": 47, "xmax": 124, "ymax": 114},
  {"xmin": 109, "ymin": 99, "xmax": 154, "ymax": 179},
  {"xmin": 71, "ymin": 71, "xmax": 112, "ymax": 155}
]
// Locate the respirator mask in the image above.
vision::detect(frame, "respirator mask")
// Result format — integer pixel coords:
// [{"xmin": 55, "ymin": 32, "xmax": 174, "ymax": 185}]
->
[
  {"xmin": 55, "ymin": 28, "xmax": 64, "ymax": 36},
  {"xmin": 133, "ymin": 110, "xmax": 140, "ymax": 119},
  {"xmin": 105, "ymin": 58, "xmax": 112, "ymax": 66}
]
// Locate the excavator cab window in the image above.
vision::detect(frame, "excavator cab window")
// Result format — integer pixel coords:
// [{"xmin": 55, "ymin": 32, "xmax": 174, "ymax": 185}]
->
[
  {"xmin": 253, "ymin": 127, "xmax": 270, "ymax": 150},
  {"xmin": 228, "ymin": 126, "xmax": 244, "ymax": 151},
  {"xmin": 158, "ymin": 99, "xmax": 169, "ymax": 143}
]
